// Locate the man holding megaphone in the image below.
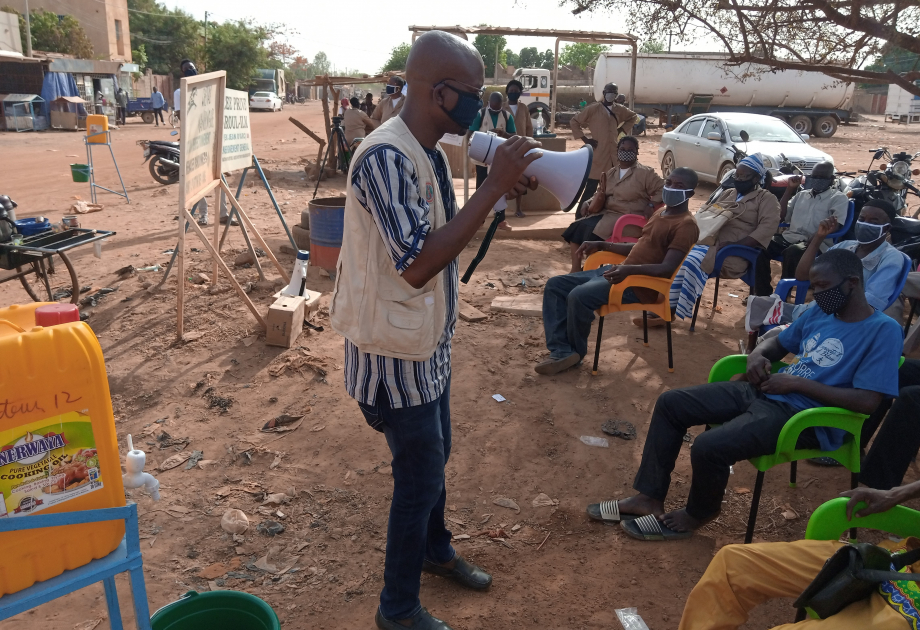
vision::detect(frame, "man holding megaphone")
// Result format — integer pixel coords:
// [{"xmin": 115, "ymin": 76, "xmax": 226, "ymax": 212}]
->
[{"xmin": 330, "ymin": 30, "xmax": 541, "ymax": 630}]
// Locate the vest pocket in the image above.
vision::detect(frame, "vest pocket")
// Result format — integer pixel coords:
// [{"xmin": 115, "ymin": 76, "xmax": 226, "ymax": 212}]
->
[{"xmin": 373, "ymin": 290, "xmax": 437, "ymax": 354}]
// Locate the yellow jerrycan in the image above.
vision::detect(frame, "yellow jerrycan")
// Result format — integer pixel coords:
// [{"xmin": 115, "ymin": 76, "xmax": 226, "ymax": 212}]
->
[{"xmin": 0, "ymin": 303, "xmax": 125, "ymax": 596}]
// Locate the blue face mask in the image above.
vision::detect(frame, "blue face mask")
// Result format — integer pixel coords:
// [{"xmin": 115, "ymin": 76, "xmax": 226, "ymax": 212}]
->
[{"xmin": 438, "ymin": 83, "xmax": 483, "ymax": 129}]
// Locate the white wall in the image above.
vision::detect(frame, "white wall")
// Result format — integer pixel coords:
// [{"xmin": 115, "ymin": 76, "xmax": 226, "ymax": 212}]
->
[{"xmin": 0, "ymin": 11, "xmax": 23, "ymax": 54}]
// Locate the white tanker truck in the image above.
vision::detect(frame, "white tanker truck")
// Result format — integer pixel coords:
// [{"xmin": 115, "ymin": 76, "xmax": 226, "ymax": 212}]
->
[{"xmin": 592, "ymin": 52, "xmax": 855, "ymax": 137}]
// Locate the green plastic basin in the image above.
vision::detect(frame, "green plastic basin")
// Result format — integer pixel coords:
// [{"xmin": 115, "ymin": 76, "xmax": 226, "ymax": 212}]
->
[{"xmin": 150, "ymin": 590, "xmax": 280, "ymax": 630}]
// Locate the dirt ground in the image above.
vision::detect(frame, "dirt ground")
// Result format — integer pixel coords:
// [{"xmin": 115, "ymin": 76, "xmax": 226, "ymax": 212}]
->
[{"xmin": 2, "ymin": 104, "xmax": 920, "ymax": 630}]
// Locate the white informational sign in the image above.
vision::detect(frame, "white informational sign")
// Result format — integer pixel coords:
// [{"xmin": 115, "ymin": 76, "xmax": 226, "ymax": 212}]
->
[
  {"xmin": 439, "ymin": 133, "xmax": 463, "ymax": 147},
  {"xmin": 221, "ymin": 88, "xmax": 252, "ymax": 172},
  {"xmin": 180, "ymin": 71, "xmax": 225, "ymax": 208}
]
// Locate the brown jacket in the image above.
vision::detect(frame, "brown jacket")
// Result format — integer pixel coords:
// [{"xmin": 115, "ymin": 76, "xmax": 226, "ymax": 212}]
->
[
  {"xmin": 371, "ymin": 95, "xmax": 404, "ymax": 125},
  {"xmin": 570, "ymin": 101, "xmax": 639, "ymax": 180},
  {"xmin": 505, "ymin": 103, "xmax": 533, "ymax": 137},
  {"xmin": 700, "ymin": 187, "xmax": 781, "ymax": 277},
  {"xmin": 586, "ymin": 163, "xmax": 664, "ymax": 239},
  {"xmin": 343, "ymin": 108, "xmax": 375, "ymax": 144}
]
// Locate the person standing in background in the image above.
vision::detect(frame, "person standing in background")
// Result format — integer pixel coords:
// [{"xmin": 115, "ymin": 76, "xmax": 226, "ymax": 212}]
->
[
  {"xmin": 371, "ymin": 75, "xmax": 406, "ymax": 126},
  {"xmin": 150, "ymin": 86, "xmax": 165, "ymax": 126},
  {"xmin": 361, "ymin": 92, "xmax": 376, "ymax": 117},
  {"xmin": 569, "ymin": 83, "xmax": 638, "ymax": 216},
  {"xmin": 505, "ymin": 79, "xmax": 533, "ymax": 218},
  {"xmin": 116, "ymin": 88, "xmax": 128, "ymax": 126}
]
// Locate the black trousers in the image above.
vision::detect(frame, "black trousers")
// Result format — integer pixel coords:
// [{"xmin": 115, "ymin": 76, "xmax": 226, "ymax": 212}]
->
[
  {"xmin": 475, "ymin": 165, "xmax": 488, "ymax": 191},
  {"xmin": 860, "ymin": 359, "xmax": 920, "ymax": 490},
  {"xmin": 634, "ymin": 381, "xmax": 817, "ymax": 520},
  {"xmin": 754, "ymin": 235, "xmax": 809, "ymax": 296},
  {"xmin": 117, "ymin": 106, "xmax": 126, "ymax": 125}
]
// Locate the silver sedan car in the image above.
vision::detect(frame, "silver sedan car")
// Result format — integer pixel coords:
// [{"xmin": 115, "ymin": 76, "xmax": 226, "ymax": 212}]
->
[{"xmin": 657, "ymin": 112, "xmax": 834, "ymax": 184}]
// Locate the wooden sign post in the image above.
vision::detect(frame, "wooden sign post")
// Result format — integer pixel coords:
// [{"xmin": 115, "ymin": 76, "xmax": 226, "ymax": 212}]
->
[{"xmin": 175, "ymin": 71, "xmax": 289, "ymax": 339}]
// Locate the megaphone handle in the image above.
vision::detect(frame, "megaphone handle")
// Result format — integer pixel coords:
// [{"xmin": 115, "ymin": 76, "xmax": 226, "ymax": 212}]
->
[{"xmin": 461, "ymin": 209, "xmax": 505, "ymax": 284}]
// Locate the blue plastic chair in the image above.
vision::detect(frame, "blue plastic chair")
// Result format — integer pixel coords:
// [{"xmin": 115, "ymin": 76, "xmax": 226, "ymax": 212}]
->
[
  {"xmin": 775, "ymin": 250, "xmax": 912, "ymax": 312},
  {"xmin": 772, "ymin": 201, "xmax": 855, "ymax": 263},
  {"xmin": 0, "ymin": 504, "xmax": 151, "ymax": 630},
  {"xmin": 690, "ymin": 244, "xmax": 761, "ymax": 332}
]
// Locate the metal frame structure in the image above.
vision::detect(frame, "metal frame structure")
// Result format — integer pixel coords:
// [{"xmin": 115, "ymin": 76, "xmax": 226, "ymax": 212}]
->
[
  {"xmin": 0, "ymin": 503, "xmax": 151, "ymax": 630},
  {"xmin": 408, "ymin": 26, "xmax": 638, "ymax": 131},
  {"xmin": 84, "ymin": 130, "xmax": 130, "ymax": 204}
]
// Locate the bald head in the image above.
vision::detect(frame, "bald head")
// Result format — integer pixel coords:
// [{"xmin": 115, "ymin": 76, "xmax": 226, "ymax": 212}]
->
[
  {"xmin": 406, "ymin": 31, "xmax": 483, "ymax": 87},
  {"xmin": 401, "ymin": 30, "xmax": 486, "ymax": 142}
]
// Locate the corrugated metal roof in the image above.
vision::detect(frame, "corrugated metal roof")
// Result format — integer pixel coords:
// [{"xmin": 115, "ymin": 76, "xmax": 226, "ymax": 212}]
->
[{"xmin": 0, "ymin": 94, "xmax": 43, "ymax": 102}]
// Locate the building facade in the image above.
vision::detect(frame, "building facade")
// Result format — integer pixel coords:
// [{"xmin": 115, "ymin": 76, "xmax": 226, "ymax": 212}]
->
[{"xmin": 5, "ymin": 0, "xmax": 131, "ymax": 62}]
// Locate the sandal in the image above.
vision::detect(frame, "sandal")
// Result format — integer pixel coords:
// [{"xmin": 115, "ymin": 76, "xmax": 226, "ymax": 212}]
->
[
  {"xmin": 621, "ymin": 514, "xmax": 692, "ymax": 541},
  {"xmin": 586, "ymin": 499, "xmax": 643, "ymax": 524}
]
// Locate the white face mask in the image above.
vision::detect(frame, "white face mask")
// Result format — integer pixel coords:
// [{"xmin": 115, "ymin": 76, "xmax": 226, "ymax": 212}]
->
[{"xmin": 604, "ymin": 93, "xmax": 616, "ymax": 104}]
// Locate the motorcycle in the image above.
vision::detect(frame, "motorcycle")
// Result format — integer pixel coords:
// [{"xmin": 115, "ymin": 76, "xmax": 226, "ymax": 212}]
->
[{"xmin": 137, "ymin": 134, "xmax": 180, "ymax": 185}]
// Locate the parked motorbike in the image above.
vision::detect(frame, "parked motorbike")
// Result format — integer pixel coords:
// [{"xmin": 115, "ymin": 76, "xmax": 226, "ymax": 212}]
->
[{"xmin": 137, "ymin": 136, "xmax": 180, "ymax": 185}]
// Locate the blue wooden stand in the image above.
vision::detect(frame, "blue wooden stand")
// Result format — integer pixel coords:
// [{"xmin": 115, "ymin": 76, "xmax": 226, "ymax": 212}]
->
[{"xmin": 0, "ymin": 504, "xmax": 151, "ymax": 630}]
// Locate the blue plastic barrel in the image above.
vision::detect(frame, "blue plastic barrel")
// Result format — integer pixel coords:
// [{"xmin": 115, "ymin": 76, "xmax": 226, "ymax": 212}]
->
[{"xmin": 307, "ymin": 197, "xmax": 345, "ymax": 273}]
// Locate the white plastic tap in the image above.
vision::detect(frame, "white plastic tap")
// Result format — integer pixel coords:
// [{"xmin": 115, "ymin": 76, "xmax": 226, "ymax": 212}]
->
[{"xmin": 123, "ymin": 435, "xmax": 161, "ymax": 501}]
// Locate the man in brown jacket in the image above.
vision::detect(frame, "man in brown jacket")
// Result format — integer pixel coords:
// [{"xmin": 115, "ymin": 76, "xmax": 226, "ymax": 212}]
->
[
  {"xmin": 562, "ymin": 136, "xmax": 663, "ymax": 272},
  {"xmin": 570, "ymin": 83, "xmax": 639, "ymax": 214},
  {"xmin": 371, "ymin": 76, "xmax": 405, "ymax": 126},
  {"xmin": 700, "ymin": 158, "xmax": 780, "ymax": 284}
]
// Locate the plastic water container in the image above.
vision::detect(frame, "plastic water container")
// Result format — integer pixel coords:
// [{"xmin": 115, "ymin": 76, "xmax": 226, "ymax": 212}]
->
[
  {"xmin": 308, "ymin": 197, "xmax": 345, "ymax": 276},
  {"xmin": 280, "ymin": 250, "xmax": 310, "ymax": 297},
  {"xmin": 0, "ymin": 302, "xmax": 125, "ymax": 596}
]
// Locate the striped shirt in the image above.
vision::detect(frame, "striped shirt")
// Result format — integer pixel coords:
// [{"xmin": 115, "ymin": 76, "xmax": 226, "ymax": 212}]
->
[{"xmin": 343, "ymin": 144, "xmax": 458, "ymax": 411}]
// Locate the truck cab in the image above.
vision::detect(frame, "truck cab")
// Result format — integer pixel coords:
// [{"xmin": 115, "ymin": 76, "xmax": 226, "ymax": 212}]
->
[{"xmin": 511, "ymin": 68, "xmax": 552, "ymax": 127}]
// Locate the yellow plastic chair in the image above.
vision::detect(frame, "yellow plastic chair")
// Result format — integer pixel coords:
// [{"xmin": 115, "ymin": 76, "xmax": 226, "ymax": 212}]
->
[{"xmin": 583, "ymin": 251, "xmax": 689, "ymax": 374}]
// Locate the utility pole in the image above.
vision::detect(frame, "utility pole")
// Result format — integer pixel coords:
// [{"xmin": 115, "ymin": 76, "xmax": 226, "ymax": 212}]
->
[
  {"xmin": 23, "ymin": 0, "xmax": 32, "ymax": 57},
  {"xmin": 494, "ymin": 43, "xmax": 500, "ymax": 85},
  {"xmin": 203, "ymin": 11, "xmax": 208, "ymax": 70}
]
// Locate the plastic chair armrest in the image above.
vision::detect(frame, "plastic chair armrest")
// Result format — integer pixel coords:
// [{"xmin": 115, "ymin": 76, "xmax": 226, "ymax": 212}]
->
[
  {"xmin": 805, "ymin": 497, "xmax": 920, "ymax": 541},
  {"xmin": 774, "ymin": 407, "xmax": 867, "ymax": 456},
  {"xmin": 605, "ymin": 274, "xmax": 674, "ymax": 311},
  {"xmin": 712, "ymin": 244, "xmax": 762, "ymax": 277},
  {"xmin": 775, "ymin": 279, "xmax": 810, "ymax": 305},
  {"xmin": 583, "ymin": 251, "xmax": 626, "ymax": 271}
]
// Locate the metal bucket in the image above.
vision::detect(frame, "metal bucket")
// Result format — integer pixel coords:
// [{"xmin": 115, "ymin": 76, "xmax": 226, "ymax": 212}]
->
[{"xmin": 307, "ymin": 197, "xmax": 345, "ymax": 275}]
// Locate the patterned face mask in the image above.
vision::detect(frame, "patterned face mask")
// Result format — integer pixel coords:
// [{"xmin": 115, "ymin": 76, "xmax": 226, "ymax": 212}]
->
[
  {"xmin": 618, "ymin": 150, "xmax": 637, "ymax": 163},
  {"xmin": 814, "ymin": 279, "xmax": 851, "ymax": 315}
]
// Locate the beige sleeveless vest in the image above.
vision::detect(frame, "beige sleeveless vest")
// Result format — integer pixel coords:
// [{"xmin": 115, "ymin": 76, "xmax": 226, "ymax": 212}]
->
[
  {"xmin": 330, "ymin": 116, "xmax": 451, "ymax": 361},
  {"xmin": 480, "ymin": 107, "xmax": 509, "ymax": 133}
]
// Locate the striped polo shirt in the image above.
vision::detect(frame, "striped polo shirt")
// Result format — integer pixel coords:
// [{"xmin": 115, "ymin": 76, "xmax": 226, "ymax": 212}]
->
[{"xmin": 343, "ymin": 143, "xmax": 458, "ymax": 411}]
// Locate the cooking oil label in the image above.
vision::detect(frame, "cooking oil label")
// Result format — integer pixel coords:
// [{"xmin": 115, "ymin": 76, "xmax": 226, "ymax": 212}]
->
[{"xmin": 0, "ymin": 411, "xmax": 102, "ymax": 517}]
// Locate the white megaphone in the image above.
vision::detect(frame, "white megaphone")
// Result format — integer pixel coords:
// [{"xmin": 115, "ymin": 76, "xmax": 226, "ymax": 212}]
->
[{"xmin": 468, "ymin": 131, "xmax": 593, "ymax": 212}]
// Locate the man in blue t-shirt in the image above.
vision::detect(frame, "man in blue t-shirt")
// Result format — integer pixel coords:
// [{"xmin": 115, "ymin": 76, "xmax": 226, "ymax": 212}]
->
[{"xmin": 584, "ymin": 248, "xmax": 902, "ymax": 541}]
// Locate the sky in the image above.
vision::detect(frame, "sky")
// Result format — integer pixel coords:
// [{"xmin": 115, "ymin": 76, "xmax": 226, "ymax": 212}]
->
[{"xmin": 163, "ymin": 0, "xmax": 642, "ymax": 75}]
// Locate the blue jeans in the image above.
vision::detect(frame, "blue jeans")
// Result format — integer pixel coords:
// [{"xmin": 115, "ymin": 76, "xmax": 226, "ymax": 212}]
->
[
  {"xmin": 542, "ymin": 267, "xmax": 639, "ymax": 359},
  {"xmin": 357, "ymin": 378, "xmax": 455, "ymax": 620}
]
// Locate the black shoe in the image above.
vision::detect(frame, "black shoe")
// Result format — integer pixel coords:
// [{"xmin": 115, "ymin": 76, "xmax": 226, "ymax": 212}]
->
[
  {"xmin": 422, "ymin": 555, "xmax": 492, "ymax": 590},
  {"xmin": 375, "ymin": 608, "xmax": 454, "ymax": 630}
]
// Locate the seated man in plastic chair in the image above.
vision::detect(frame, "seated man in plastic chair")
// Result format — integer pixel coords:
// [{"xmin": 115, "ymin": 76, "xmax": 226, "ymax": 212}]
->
[
  {"xmin": 668, "ymin": 154, "xmax": 781, "ymax": 323},
  {"xmin": 754, "ymin": 161, "xmax": 850, "ymax": 295},
  {"xmin": 677, "ymin": 479, "xmax": 920, "ymax": 630},
  {"xmin": 561, "ymin": 136, "xmax": 663, "ymax": 272},
  {"xmin": 746, "ymin": 200, "xmax": 904, "ymax": 346},
  {"xmin": 587, "ymin": 249, "xmax": 902, "ymax": 539},
  {"xmin": 536, "ymin": 167, "xmax": 700, "ymax": 375}
]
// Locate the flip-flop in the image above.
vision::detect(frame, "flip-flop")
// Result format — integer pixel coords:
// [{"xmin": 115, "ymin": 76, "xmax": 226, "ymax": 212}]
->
[
  {"xmin": 621, "ymin": 514, "xmax": 693, "ymax": 541},
  {"xmin": 586, "ymin": 499, "xmax": 643, "ymax": 524}
]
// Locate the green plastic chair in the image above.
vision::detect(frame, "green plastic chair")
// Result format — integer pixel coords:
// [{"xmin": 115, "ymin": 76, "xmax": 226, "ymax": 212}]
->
[
  {"xmin": 806, "ymin": 497, "xmax": 920, "ymax": 542},
  {"xmin": 708, "ymin": 354, "xmax": 868, "ymax": 544}
]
